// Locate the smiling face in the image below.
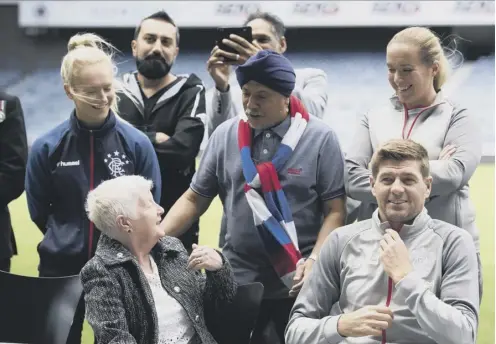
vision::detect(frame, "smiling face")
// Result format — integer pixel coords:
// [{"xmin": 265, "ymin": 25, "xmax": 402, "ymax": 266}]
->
[
  {"xmin": 65, "ymin": 60, "xmax": 115, "ymax": 126},
  {"xmin": 386, "ymin": 42, "xmax": 438, "ymax": 108},
  {"xmin": 371, "ymin": 159, "xmax": 432, "ymax": 226}
]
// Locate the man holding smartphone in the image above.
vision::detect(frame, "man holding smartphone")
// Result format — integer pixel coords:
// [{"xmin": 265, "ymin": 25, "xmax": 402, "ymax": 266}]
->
[
  {"xmin": 205, "ymin": 11, "xmax": 328, "ymax": 136},
  {"xmin": 117, "ymin": 10, "xmax": 206, "ymax": 252},
  {"xmin": 0, "ymin": 91, "xmax": 28, "ymax": 272}
]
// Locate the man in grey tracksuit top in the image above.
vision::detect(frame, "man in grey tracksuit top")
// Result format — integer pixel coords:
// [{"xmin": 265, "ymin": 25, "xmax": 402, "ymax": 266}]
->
[{"xmin": 286, "ymin": 139, "xmax": 479, "ymax": 344}]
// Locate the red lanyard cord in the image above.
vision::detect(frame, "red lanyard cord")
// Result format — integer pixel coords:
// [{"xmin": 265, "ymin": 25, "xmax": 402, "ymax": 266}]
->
[{"xmin": 402, "ymin": 105, "xmax": 432, "ymax": 139}]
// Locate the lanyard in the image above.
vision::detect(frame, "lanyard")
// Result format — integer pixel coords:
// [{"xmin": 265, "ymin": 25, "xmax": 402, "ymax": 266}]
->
[{"xmin": 401, "ymin": 104, "xmax": 440, "ymax": 139}]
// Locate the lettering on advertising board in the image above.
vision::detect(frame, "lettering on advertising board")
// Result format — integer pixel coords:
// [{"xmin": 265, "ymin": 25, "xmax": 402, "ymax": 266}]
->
[
  {"xmin": 454, "ymin": 1, "xmax": 495, "ymax": 14},
  {"xmin": 17, "ymin": 1, "xmax": 493, "ymax": 28},
  {"xmin": 215, "ymin": 2, "xmax": 261, "ymax": 16},
  {"xmin": 293, "ymin": 1, "xmax": 340, "ymax": 16},
  {"xmin": 34, "ymin": 4, "xmax": 47, "ymax": 18},
  {"xmin": 372, "ymin": 1, "xmax": 421, "ymax": 15},
  {"xmin": 87, "ymin": 5, "xmax": 129, "ymax": 18}
]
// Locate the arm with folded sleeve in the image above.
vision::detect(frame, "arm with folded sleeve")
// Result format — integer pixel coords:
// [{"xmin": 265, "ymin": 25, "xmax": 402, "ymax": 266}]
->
[
  {"xmin": 428, "ymin": 108, "xmax": 481, "ymax": 197},
  {"xmin": 0, "ymin": 95, "xmax": 28, "ymax": 210},
  {"xmin": 151, "ymin": 86, "xmax": 206, "ymax": 170},
  {"xmin": 346, "ymin": 109, "xmax": 481, "ymax": 204}
]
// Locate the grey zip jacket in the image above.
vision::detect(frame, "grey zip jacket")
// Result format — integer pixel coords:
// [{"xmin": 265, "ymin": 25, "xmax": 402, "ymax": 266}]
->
[
  {"xmin": 285, "ymin": 209, "xmax": 480, "ymax": 344},
  {"xmin": 345, "ymin": 92, "xmax": 482, "ymax": 251},
  {"xmin": 205, "ymin": 67, "xmax": 328, "ymax": 138}
]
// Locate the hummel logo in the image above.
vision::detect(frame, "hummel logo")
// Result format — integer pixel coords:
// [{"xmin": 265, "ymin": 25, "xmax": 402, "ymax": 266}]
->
[{"xmin": 57, "ymin": 160, "xmax": 80, "ymax": 167}]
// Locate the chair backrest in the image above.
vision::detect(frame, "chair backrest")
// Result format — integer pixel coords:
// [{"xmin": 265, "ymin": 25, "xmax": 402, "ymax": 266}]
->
[
  {"xmin": 206, "ymin": 282, "xmax": 264, "ymax": 344},
  {"xmin": 0, "ymin": 270, "xmax": 83, "ymax": 344}
]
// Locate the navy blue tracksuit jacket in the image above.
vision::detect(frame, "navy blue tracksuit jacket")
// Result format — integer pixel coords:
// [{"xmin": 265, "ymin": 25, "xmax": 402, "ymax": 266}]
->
[{"xmin": 25, "ymin": 111, "xmax": 161, "ymax": 274}]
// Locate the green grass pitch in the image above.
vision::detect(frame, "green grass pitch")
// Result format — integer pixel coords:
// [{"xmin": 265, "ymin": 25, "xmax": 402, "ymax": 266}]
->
[{"xmin": 8, "ymin": 164, "xmax": 494, "ymax": 343}]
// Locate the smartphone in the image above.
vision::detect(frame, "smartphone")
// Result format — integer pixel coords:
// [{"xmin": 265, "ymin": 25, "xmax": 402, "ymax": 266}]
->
[{"xmin": 216, "ymin": 26, "xmax": 253, "ymax": 58}]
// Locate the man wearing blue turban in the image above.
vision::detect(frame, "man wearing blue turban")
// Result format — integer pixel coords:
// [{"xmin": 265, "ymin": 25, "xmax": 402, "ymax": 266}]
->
[{"xmin": 161, "ymin": 50, "xmax": 347, "ymax": 344}]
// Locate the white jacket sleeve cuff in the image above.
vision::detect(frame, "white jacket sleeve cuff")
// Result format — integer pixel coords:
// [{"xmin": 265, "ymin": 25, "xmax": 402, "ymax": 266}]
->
[{"xmin": 324, "ymin": 315, "xmax": 346, "ymax": 343}]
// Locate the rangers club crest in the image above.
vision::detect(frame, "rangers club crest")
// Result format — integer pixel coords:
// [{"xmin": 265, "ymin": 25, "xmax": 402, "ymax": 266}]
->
[
  {"xmin": 104, "ymin": 150, "xmax": 130, "ymax": 177},
  {"xmin": 0, "ymin": 100, "xmax": 6, "ymax": 123}
]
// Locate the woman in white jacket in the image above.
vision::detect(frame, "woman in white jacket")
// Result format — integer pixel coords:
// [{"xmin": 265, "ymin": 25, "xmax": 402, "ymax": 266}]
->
[{"xmin": 345, "ymin": 26, "xmax": 483, "ymax": 296}]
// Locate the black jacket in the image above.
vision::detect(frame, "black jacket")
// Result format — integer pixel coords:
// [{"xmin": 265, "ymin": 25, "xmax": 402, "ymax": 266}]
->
[
  {"xmin": 117, "ymin": 72, "xmax": 205, "ymax": 213},
  {"xmin": 25, "ymin": 111, "xmax": 161, "ymax": 273},
  {"xmin": 81, "ymin": 234, "xmax": 236, "ymax": 344},
  {"xmin": 0, "ymin": 92, "xmax": 28, "ymax": 260}
]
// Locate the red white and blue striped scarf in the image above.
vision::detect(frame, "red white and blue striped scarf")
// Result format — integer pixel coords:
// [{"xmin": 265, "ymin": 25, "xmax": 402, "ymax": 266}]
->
[{"xmin": 238, "ymin": 95, "xmax": 309, "ymax": 289}]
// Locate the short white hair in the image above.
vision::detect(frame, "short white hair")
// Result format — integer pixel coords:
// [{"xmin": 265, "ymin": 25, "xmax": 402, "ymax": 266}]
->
[{"xmin": 85, "ymin": 175, "xmax": 153, "ymax": 237}]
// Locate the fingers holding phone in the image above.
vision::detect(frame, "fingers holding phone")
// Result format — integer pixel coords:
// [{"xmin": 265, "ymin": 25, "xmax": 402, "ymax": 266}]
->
[
  {"xmin": 220, "ymin": 34, "xmax": 263, "ymax": 65},
  {"xmin": 208, "ymin": 26, "xmax": 262, "ymax": 90},
  {"xmin": 215, "ymin": 27, "xmax": 260, "ymax": 65}
]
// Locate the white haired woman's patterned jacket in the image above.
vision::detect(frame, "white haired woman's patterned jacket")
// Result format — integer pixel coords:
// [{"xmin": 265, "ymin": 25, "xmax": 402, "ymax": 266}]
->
[{"xmin": 80, "ymin": 234, "xmax": 237, "ymax": 344}]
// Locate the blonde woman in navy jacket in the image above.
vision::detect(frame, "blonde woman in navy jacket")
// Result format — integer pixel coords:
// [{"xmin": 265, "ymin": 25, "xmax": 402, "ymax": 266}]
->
[{"xmin": 25, "ymin": 33, "xmax": 161, "ymax": 344}]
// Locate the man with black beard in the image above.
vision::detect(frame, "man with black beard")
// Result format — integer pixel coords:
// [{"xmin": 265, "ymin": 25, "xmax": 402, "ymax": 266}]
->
[{"xmin": 117, "ymin": 11, "xmax": 206, "ymax": 252}]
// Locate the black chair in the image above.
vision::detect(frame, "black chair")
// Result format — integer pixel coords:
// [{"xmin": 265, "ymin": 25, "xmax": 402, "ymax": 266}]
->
[
  {"xmin": 0, "ymin": 270, "xmax": 83, "ymax": 344},
  {"xmin": 207, "ymin": 282, "xmax": 264, "ymax": 344}
]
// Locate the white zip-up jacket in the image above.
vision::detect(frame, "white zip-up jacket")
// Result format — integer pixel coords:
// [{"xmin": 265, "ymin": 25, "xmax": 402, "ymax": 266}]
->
[{"xmin": 285, "ymin": 209, "xmax": 479, "ymax": 344}]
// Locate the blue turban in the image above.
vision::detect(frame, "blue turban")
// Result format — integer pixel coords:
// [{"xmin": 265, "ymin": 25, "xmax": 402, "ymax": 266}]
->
[{"xmin": 235, "ymin": 50, "xmax": 296, "ymax": 97}]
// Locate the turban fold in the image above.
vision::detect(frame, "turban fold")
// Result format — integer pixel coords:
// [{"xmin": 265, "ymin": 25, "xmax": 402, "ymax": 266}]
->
[{"xmin": 235, "ymin": 50, "xmax": 296, "ymax": 97}]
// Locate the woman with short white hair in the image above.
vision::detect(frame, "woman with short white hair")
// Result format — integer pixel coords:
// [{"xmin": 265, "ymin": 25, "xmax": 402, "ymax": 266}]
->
[{"xmin": 81, "ymin": 175, "xmax": 236, "ymax": 344}]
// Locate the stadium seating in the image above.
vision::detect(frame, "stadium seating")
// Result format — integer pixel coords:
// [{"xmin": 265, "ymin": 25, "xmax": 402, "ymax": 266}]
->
[{"xmin": 3, "ymin": 52, "xmax": 494, "ymax": 157}]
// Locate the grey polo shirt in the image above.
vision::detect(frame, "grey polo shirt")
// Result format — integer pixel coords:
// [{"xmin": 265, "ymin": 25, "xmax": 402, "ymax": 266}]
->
[{"xmin": 191, "ymin": 114, "xmax": 345, "ymax": 299}]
